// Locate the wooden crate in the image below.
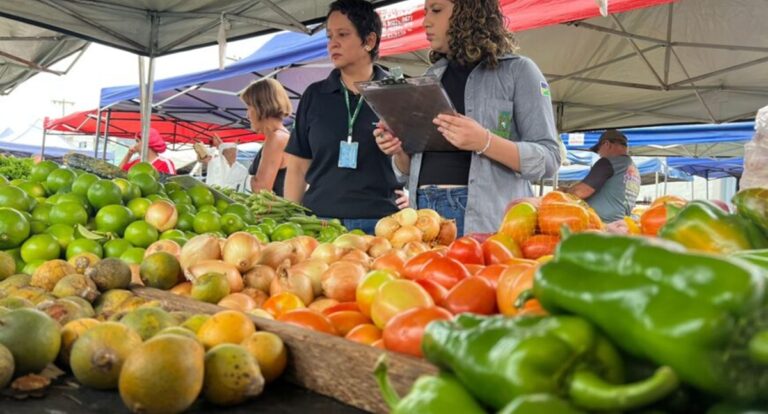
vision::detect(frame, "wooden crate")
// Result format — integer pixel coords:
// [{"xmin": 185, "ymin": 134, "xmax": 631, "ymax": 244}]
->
[{"xmin": 132, "ymin": 287, "xmax": 438, "ymax": 413}]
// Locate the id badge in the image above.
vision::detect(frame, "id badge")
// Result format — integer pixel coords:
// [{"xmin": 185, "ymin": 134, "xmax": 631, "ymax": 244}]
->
[{"xmin": 338, "ymin": 141, "xmax": 359, "ymax": 169}]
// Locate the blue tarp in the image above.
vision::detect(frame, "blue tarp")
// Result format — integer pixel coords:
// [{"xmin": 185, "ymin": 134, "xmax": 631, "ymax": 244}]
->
[
  {"xmin": 558, "ymin": 157, "xmax": 692, "ymax": 183},
  {"xmin": 667, "ymin": 157, "xmax": 744, "ymax": 179}
]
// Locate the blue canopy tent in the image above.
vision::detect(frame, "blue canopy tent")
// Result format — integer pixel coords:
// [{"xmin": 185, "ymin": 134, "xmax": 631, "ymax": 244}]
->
[
  {"xmin": 556, "ymin": 156, "xmax": 692, "ymax": 185},
  {"xmin": 561, "ymin": 122, "xmax": 754, "ymax": 158},
  {"xmin": 667, "ymin": 157, "xmax": 744, "ymax": 179}
]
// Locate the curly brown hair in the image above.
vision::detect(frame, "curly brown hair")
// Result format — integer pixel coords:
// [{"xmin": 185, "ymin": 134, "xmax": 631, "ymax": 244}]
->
[{"xmin": 429, "ymin": 0, "xmax": 518, "ymax": 68}]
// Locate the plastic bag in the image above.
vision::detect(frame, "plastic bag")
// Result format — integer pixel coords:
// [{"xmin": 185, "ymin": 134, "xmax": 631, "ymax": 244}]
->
[{"xmin": 740, "ymin": 105, "xmax": 768, "ymax": 189}]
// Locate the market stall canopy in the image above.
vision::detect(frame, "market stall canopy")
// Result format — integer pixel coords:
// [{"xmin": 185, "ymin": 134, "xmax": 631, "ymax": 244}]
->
[
  {"xmin": 562, "ymin": 121, "xmax": 754, "ymax": 157},
  {"xmin": 667, "ymin": 157, "xmax": 744, "ymax": 179},
  {"xmin": 0, "ymin": 0, "xmax": 404, "ymax": 57},
  {"xmin": 0, "ymin": 119, "xmax": 110, "ymax": 159},
  {"xmin": 555, "ymin": 155, "xmax": 692, "ymax": 185},
  {"xmin": 45, "ymin": 110, "xmax": 263, "ymax": 146},
  {"xmin": 0, "ymin": 16, "xmax": 88, "ymax": 95}
]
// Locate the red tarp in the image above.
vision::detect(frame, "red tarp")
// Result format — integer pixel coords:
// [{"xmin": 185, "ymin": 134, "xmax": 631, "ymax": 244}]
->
[
  {"xmin": 379, "ymin": 0, "xmax": 675, "ymax": 56},
  {"xmin": 45, "ymin": 110, "xmax": 263, "ymax": 145}
]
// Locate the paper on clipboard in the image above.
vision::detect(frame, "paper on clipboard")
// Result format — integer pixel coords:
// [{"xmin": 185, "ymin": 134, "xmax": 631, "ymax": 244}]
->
[{"xmin": 356, "ymin": 75, "xmax": 459, "ymax": 153}]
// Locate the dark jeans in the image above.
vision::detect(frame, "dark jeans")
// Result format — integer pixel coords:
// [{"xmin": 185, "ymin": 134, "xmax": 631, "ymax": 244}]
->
[
  {"xmin": 416, "ymin": 186, "xmax": 468, "ymax": 236},
  {"xmin": 340, "ymin": 218, "xmax": 380, "ymax": 236}
]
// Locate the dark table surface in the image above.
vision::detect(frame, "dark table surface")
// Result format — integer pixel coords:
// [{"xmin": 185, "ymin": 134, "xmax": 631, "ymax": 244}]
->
[{"xmin": 0, "ymin": 376, "xmax": 369, "ymax": 414}]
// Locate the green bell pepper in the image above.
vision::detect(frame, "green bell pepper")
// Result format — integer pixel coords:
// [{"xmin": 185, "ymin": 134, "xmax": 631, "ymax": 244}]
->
[
  {"xmin": 498, "ymin": 394, "xmax": 585, "ymax": 414},
  {"xmin": 733, "ymin": 187, "xmax": 768, "ymax": 238},
  {"xmin": 374, "ymin": 355, "xmax": 485, "ymax": 414},
  {"xmin": 421, "ymin": 313, "xmax": 679, "ymax": 411},
  {"xmin": 534, "ymin": 232, "xmax": 768, "ymax": 402},
  {"xmin": 659, "ymin": 200, "xmax": 768, "ymax": 253}
]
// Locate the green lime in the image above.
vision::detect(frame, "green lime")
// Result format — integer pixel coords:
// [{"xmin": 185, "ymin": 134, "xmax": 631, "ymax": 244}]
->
[
  {"xmin": 225, "ymin": 203, "xmax": 255, "ymax": 225},
  {"xmin": 22, "ymin": 259, "xmax": 45, "ymax": 276},
  {"xmin": 3, "ymin": 248, "xmax": 24, "ymax": 272},
  {"xmin": 244, "ymin": 226, "xmax": 270, "ymax": 244},
  {"xmin": 192, "ymin": 211, "xmax": 221, "ymax": 234},
  {"xmin": 176, "ymin": 213, "xmax": 194, "ymax": 232},
  {"xmin": 103, "ymin": 238, "xmax": 133, "ymax": 258},
  {"xmin": 130, "ymin": 172, "xmax": 160, "ymax": 197},
  {"xmin": 159, "ymin": 229, "xmax": 185, "ymax": 240},
  {"xmin": 127, "ymin": 197, "xmax": 151, "ymax": 220},
  {"xmin": 16, "ymin": 181, "xmax": 47, "ymax": 199},
  {"xmin": 220, "ymin": 213, "xmax": 245, "ymax": 235},
  {"xmin": 45, "ymin": 224, "xmax": 75, "ymax": 250},
  {"xmin": 0, "ymin": 207, "xmax": 31, "ymax": 249},
  {"xmin": 0, "ymin": 185, "xmax": 33, "ymax": 212},
  {"xmin": 197, "ymin": 205, "xmax": 218, "ymax": 214},
  {"xmin": 112, "ymin": 178, "xmax": 140, "ymax": 203},
  {"xmin": 163, "ymin": 182, "xmax": 183, "ymax": 194},
  {"xmin": 46, "ymin": 168, "xmax": 77, "ymax": 194},
  {"xmin": 270, "ymin": 222, "xmax": 303, "ymax": 241},
  {"xmin": 95, "ymin": 204, "xmax": 134, "ymax": 236},
  {"xmin": 169, "ymin": 190, "xmax": 192, "ymax": 206},
  {"xmin": 31, "ymin": 203, "xmax": 52, "ymax": 225},
  {"xmin": 49, "ymin": 201, "xmax": 88, "ymax": 227},
  {"xmin": 66, "ymin": 238, "xmax": 103, "ymax": 260},
  {"xmin": 215, "ymin": 198, "xmax": 229, "ymax": 214},
  {"xmin": 170, "ymin": 237, "xmax": 187, "ymax": 247},
  {"xmin": 30, "ymin": 161, "xmax": 59, "ymax": 183},
  {"xmin": 256, "ymin": 223, "xmax": 274, "ymax": 237},
  {"xmin": 87, "ymin": 179, "xmax": 123, "ymax": 210},
  {"xmin": 56, "ymin": 193, "xmax": 91, "ymax": 213},
  {"xmin": 29, "ymin": 221, "xmax": 47, "ymax": 235},
  {"xmin": 123, "ymin": 220, "xmax": 159, "ymax": 248},
  {"xmin": 175, "ymin": 203, "xmax": 196, "ymax": 216},
  {"xmin": 21, "ymin": 234, "xmax": 61, "ymax": 262},
  {"xmin": 120, "ymin": 247, "xmax": 146, "ymax": 265},
  {"xmin": 71, "ymin": 173, "xmax": 99, "ymax": 197},
  {"xmin": 45, "ymin": 194, "xmax": 61, "ymax": 205},
  {"xmin": 146, "ymin": 194, "xmax": 169, "ymax": 203},
  {"xmin": 258, "ymin": 218, "xmax": 277, "ymax": 230},
  {"xmin": 128, "ymin": 162, "xmax": 159, "ymax": 181},
  {"xmin": 188, "ymin": 186, "xmax": 214, "ymax": 208}
]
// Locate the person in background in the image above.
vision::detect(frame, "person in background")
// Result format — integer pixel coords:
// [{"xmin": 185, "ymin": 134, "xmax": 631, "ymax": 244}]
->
[
  {"xmin": 240, "ymin": 78, "xmax": 291, "ymax": 196},
  {"xmin": 200, "ymin": 134, "xmax": 250, "ymax": 191},
  {"xmin": 283, "ymin": 0, "xmax": 400, "ymax": 235},
  {"xmin": 119, "ymin": 128, "xmax": 176, "ymax": 174},
  {"xmin": 375, "ymin": 0, "xmax": 561, "ymax": 235},
  {"xmin": 564, "ymin": 129, "xmax": 641, "ymax": 223}
]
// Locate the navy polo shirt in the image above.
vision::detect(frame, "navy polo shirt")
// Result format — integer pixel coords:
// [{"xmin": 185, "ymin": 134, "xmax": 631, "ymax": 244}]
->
[{"xmin": 285, "ymin": 66, "xmax": 400, "ymax": 219}]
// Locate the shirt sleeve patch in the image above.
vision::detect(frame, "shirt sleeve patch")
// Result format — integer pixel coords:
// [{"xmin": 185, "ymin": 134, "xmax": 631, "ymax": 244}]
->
[{"xmin": 540, "ymin": 81, "xmax": 551, "ymax": 97}]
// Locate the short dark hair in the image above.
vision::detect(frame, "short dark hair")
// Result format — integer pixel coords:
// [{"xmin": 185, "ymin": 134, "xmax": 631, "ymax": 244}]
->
[{"xmin": 327, "ymin": 0, "xmax": 382, "ymax": 60}]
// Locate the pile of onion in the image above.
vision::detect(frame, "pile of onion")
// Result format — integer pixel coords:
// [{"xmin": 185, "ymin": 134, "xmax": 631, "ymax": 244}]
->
[
  {"xmin": 222, "ymin": 232, "xmax": 261, "ymax": 273},
  {"xmin": 144, "ymin": 200, "xmax": 178, "ymax": 232},
  {"xmin": 321, "ymin": 260, "xmax": 366, "ymax": 302},
  {"xmin": 187, "ymin": 260, "xmax": 244, "ymax": 292},
  {"xmin": 180, "ymin": 234, "xmax": 221, "ymax": 274}
]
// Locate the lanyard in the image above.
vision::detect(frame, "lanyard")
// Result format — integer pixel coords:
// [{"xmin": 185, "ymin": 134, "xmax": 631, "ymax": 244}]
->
[{"xmin": 341, "ymin": 81, "xmax": 365, "ymax": 144}]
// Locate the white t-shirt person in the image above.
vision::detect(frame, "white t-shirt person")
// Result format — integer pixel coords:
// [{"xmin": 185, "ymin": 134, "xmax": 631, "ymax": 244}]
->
[{"xmin": 203, "ymin": 140, "xmax": 250, "ymax": 191}]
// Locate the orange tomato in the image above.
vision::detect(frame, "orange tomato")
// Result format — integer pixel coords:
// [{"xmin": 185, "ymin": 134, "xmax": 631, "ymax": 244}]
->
[
  {"xmin": 464, "ymin": 264, "xmax": 484, "ymax": 275},
  {"xmin": 443, "ymin": 276, "xmax": 497, "ymax": 315},
  {"xmin": 327, "ymin": 310, "xmax": 371, "ymax": 337},
  {"xmin": 371, "ymin": 339, "xmax": 385, "ymax": 349},
  {"xmin": 586, "ymin": 207, "xmax": 604, "ymax": 230},
  {"xmin": 498, "ymin": 202, "xmax": 538, "ymax": 245},
  {"xmin": 277, "ymin": 309, "xmax": 338, "ymax": 336},
  {"xmin": 402, "ymin": 250, "xmax": 443, "ymax": 280},
  {"xmin": 541, "ymin": 191, "xmax": 580, "ymax": 205},
  {"xmin": 382, "ymin": 306, "xmax": 452, "ymax": 357},
  {"xmin": 505, "ymin": 257, "xmax": 539, "ymax": 266},
  {"xmin": 537, "ymin": 202, "xmax": 590, "ymax": 235},
  {"xmin": 481, "ymin": 239, "xmax": 516, "ymax": 265},
  {"xmin": 475, "ymin": 264, "xmax": 508, "ymax": 289},
  {"xmin": 345, "ymin": 323, "xmax": 382, "ymax": 345},
  {"xmin": 639, "ymin": 202, "xmax": 683, "ymax": 236},
  {"xmin": 371, "ymin": 250, "xmax": 407, "ymax": 276},
  {"xmin": 321, "ymin": 301, "xmax": 360, "ymax": 316},
  {"xmin": 487, "ymin": 233, "xmax": 522, "ymax": 257},
  {"xmin": 650, "ymin": 195, "xmax": 687, "ymax": 208},
  {"xmin": 370, "ymin": 279, "xmax": 434, "ymax": 329},
  {"xmin": 356, "ymin": 269, "xmax": 398, "ymax": 318},
  {"xmin": 415, "ymin": 278, "xmax": 449, "ymax": 305},
  {"xmin": 497, "ymin": 264, "xmax": 542, "ymax": 316},
  {"xmin": 262, "ymin": 292, "xmax": 306, "ymax": 318},
  {"xmin": 521, "ymin": 234, "xmax": 560, "ymax": 260},
  {"xmin": 446, "ymin": 236, "xmax": 484, "ymax": 265}
]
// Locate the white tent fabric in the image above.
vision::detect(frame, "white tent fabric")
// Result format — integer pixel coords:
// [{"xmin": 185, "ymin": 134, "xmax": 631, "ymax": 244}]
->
[
  {"xmin": 0, "ymin": 0, "xmax": 402, "ymax": 57},
  {"xmin": 0, "ymin": 16, "xmax": 88, "ymax": 95}
]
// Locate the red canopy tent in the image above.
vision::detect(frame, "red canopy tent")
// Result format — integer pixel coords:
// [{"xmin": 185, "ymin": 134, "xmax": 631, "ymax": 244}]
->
[{"xmin": 45, "ymin": 110, "xmax": 263, "ymax": 149}]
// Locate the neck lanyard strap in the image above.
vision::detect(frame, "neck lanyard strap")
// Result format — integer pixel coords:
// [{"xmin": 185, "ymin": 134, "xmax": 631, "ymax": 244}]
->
[{"xmin": 341, "ymin": 82, "xmax": 365, "ymax": 143}]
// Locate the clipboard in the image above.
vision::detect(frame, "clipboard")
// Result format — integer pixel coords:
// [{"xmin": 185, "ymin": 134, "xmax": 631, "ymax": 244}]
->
[{"xmin": 357, "ymin": 72, "xmax": 459, "ymax": 153}]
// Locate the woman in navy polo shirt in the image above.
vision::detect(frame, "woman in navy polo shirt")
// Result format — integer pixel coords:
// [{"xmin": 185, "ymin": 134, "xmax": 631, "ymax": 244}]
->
[{"xmin": 284, "ymin": 0, "xmax": 400, "ymax": 235}]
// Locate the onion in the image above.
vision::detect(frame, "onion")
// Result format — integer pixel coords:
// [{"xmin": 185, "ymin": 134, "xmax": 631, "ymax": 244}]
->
[
  {"xmin": 403, "ymin": 241, "xmax": 429, "ymax": 258},
  {"xmin": 187, "ymin": 260, "xmax": 244, "ymax": 292},
  {"xmin": 308, "ymin": 297, "xmax": 340, "ymax": 313},
  {"xmin": 222, "ymin": 232, "xmax": 261, "ymax": 273},
  {"xmin": 436, "ymin": 219, "xmax": 458, "ymax": 246},
  {"xmin": 321, "ymin": 260, "xmax": 366, "ymax": 302},
  {"xmin": 415, "ymin": 214, "xmax": 441, "ymax": 242},
  {"xmin": 288, "ymin": 236, "xmax": 319, "ymax": 262},
  {"xmin": 375, "ymin": 217, "xmax": 400, "ymax": 239},
  {"xmin": 240, "ymin": 288, "xmax": 268, "ymax": 308},
  {"xmin": 390, "ymin": 225, "xmax": 423, "ymax": 249},
  {"xmin": 170, "ymin": 281, "xmax": 192, "ymax": 296},
  {"xmin": 287, "ymin": 259, "xmax": 329, "ymax": 296},
  {"xmin": 333, "ymin": 233, "xmax": 368, "ymax": 251},
  {"xmin": 145, "ymin": 239, "xmax": 181, "ymax": 260},
  {"xmin": 180, "ymin": 234, "xmax": 221, "ymax": 272},
  {"xmin": 270, "ymin": 264, "xmax": 314, "ymax": 305},
  {"xmin": 218, "ymin": 293, "xmax": 257, "ymax": 312},
  {"xmin": 310, "ymin": 243, "xmax": 345, "ymax": 264},
  {"xmin": 340, "ymin": 249, "xmax": 372, "ymax": 269},
  {"xmin": 395, "ymin": 208, "xmax": 418, "ymax": 227},
  {"xmin": 144, "ymin": 200, "xmax": 178, "ymax": 232},
  {"xmin": 243, "ymin": 265, "xmax": 276, "ymax": 293},
  {"xmin": 367, "ymin": 237, "xmax": 392, "ymax": 258},
  {"xmin": 256, "ymin": 241, "xmax": 294, "ymax": 269}
]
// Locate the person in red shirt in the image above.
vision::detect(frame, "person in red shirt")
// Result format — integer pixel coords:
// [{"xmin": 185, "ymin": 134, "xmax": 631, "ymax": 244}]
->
[{"xmin": 119, "ymin": 128, "xmax": 176, "ymax": 174}]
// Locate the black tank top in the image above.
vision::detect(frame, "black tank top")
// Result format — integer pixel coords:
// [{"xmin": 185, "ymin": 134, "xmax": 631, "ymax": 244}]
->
[{"xmin": 249, "ymin": 149, "xmax": 286, "ymax": 196}]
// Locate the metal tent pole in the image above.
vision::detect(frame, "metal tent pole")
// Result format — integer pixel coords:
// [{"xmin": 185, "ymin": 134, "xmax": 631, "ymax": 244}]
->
[
  {"xmin": 690, "ymin": 178, "xmax": 694, "ymax": 199},
  {"xmin": 93, "ymin": 107, "xmax": 102, "ymax": 157},
  {"xmin": 138, "ymin": 56, "xmax": 156, "ymax": 162},
  {"xmin": 654, "ymin": 171, "xmax": 659, "ymax": 199},
  {"xmin": 705, "ymin": 172, "xmax": 710, "ymax": 199},
  {"xmin": 662, "ymin": 158, "xmax": 669, "ymax": 195},
  {"xmin": 41, "ymin": 128, "xmax": 48, "ymax": 160},
  {"xmin": 102, "ymin": 109, "xmax": 112, "ymax": 160}
]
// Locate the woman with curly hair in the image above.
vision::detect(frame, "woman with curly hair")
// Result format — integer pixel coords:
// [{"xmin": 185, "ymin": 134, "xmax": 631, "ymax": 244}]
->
[{"xmin": 375, "ymin": 0, "xmax": 561, "ymax": 236}]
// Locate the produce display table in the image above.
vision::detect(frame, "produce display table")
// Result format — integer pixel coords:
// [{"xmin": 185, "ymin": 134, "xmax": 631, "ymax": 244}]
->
[{"xmin": 0, "ymin": 377, "xmax": 366, "ymax": 414}]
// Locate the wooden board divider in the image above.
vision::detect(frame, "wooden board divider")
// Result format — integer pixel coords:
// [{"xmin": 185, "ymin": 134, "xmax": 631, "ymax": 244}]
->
[{"xmin": 132, "ymin": 286, "xmax": 438, "ymax": 413}]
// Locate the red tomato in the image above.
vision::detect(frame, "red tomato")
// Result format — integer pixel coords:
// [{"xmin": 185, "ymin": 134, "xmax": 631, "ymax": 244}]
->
[
  {"xmin": 382, "ymin": 306, "xmax": 453, "ymax": 357},
  {"xmin": 277, "ymin": 309, "xmax": 338, "ymax": 336},
  {"xmin": 446, "ymin": 237, "xmax": 484, "ymax": 265},
  {"xmin": 403, "ymin": 250, "xmax": 444, "ymax": 280},
  {"xmin": 465, "ymin": 264, "xmax": 484, "ymax": 275},
  {"xmin": 418, "ymin": 256, "xmax": 470, "ymax": 290},
  {"xmin": 521, "ymin": 234, "xmax": 560, "ymax": 260},
  {"xmin": 327, "ymin": 310, "xmax": 371, "ymax": 336},
  {"xmin": 476, "ymin": 264, "xmax": 508, "ymax": 289},
  {"xmin": 481, "ymin": 239, "xmax": 516, "ymax": 265},
  {"xmin": 321, "ymin": 302, "xmax": 360, "ymax": 316},
  {"xmin": 345, "ymin": 323, "xmax": 382, "ymax": 345},
  {"xmin": 443, "ymin": 276, "xmax": 497, "ymax": 315},
  {"xmin": 415, "ymin": 278, "xmax": 449, "ymax": 305}
]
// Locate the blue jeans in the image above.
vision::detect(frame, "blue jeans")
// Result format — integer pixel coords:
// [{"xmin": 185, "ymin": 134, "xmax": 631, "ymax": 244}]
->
[
  {"xmin": 416, "ymin": 186, "xmax": 468, "ymax": 236},
  {"xmin": 340, "ymin": 218, "xmax": 380, "ymax": 236}
]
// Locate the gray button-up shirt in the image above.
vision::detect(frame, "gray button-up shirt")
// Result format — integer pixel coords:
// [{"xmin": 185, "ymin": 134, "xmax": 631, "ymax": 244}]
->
[{"xmin": 394, "ymin": 54, "xmax": 561, "ymax": 234}]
